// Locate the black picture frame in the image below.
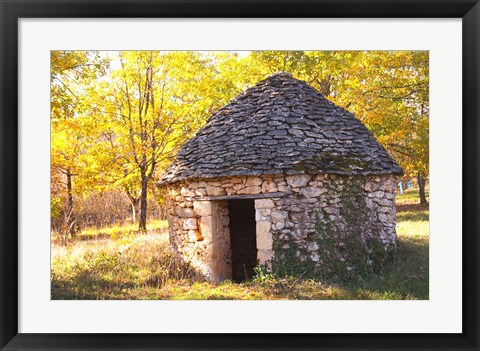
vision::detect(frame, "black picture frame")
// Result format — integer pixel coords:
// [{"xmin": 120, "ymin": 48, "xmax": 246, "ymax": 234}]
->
[{"xmin": 1, "ymin": 1, "xmax": 478, "ymax": 350}]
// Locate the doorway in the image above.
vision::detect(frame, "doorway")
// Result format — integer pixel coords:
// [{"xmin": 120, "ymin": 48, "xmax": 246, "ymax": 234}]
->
[{"xmin": 228, "ymin": 199, "xmax": 257, "ymax": 283}]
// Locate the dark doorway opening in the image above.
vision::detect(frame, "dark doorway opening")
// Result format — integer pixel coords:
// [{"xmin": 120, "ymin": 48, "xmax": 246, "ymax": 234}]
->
[{"xmin": 228, "ymin": 199, "xmax": 257, "ymax": 283}]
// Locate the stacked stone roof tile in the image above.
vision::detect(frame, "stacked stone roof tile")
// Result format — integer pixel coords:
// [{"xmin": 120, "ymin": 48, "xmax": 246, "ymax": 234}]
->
[{"xmin": 159, "ymin": 72, "xmax": 403, "ymax": 185}]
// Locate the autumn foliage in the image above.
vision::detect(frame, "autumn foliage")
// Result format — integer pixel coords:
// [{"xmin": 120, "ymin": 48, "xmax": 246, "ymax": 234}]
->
[{"xmin": 51, "ymin": 51, "xmax": 428, "ymax": 242}]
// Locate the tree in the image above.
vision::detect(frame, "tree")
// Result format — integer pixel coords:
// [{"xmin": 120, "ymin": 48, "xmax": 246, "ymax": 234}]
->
[
  {"xmin": 50, "ymin": 51, "xmax": 107, "ymax": 241},
  {"xmin": 91, "ymin": 51, "xmax": 243, "ymax": 231}
]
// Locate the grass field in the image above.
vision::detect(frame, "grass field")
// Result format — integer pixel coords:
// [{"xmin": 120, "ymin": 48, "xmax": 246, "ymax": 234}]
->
[{"xmin": 51, "ymin": 188, "xmax": 429, "ymax": 300}]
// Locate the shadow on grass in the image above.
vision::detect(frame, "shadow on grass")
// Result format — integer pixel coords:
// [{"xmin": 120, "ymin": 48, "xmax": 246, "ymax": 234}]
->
[
  {"xmin": 343, "ymin": 235, "xmax": 429, "ymax": 300},
  {"xmin": 52, "ymin": 270, "xmax": 139, "ymax": 300},
  {"xmin": 283, "ymin": 237, "xmax": 426, "ymax": 300},
  {"xmin": 397, "ymin": 202, "xmax": 429, "ymax": 213}
]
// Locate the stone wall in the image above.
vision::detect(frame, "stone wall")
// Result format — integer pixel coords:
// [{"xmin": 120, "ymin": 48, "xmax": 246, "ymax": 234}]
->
[{"xmin": 165, "ymin": 173, "xmax": 397, "ymax": 282}]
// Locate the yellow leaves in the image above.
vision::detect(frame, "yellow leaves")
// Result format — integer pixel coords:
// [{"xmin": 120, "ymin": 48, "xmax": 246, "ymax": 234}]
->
[{"xmin": 51, "ymin": 50, "xmax": 429, "ymax": 202}]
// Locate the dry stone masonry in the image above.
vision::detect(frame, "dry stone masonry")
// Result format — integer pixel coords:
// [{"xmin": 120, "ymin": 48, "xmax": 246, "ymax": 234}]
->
[{"xmin": 159, "ymin": 72, "xmax": 403, "ymax": 283}]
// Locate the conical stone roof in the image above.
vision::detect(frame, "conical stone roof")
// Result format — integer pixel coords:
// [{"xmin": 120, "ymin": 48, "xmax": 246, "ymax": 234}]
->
[{"xmin": 159, "ymin": 72, "xmax": 403, "ymax": 185}]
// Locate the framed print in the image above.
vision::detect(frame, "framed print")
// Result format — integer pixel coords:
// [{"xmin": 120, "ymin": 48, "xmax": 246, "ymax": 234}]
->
[{"xmin": 1, "ymin": 1, "xmax": 479, "ymax": 350}]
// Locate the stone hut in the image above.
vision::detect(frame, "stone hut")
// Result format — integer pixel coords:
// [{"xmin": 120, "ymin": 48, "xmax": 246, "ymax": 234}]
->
[{"xmin": 159, "ymin": 72, "xmax": 403, "ymax": 283}]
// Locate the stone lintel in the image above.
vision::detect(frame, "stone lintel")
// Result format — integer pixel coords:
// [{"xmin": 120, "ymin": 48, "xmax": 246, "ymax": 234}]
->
[{"xmin": 188, "ymin": 191, "xmax": 286, "ymax": 201}]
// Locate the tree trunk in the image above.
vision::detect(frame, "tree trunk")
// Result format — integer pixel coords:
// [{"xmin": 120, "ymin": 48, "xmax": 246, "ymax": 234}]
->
[
  {"xmin": 125, "ymin": 191, "xmax": 140, "ymax": 224},
  {"xmin": 417, "ymin": 172, "xmax": 427, "ymax": 204},
  {"xmin": 66, "ymin": 168, "xmax": 76, "ymax": 240},
  {"xmin": 139, "ymin": 176, "xmax": 148, "ymax": 232},
  {"xmin": 131, "ymin": 202, "xmax": 136, "ymax": 224}
]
